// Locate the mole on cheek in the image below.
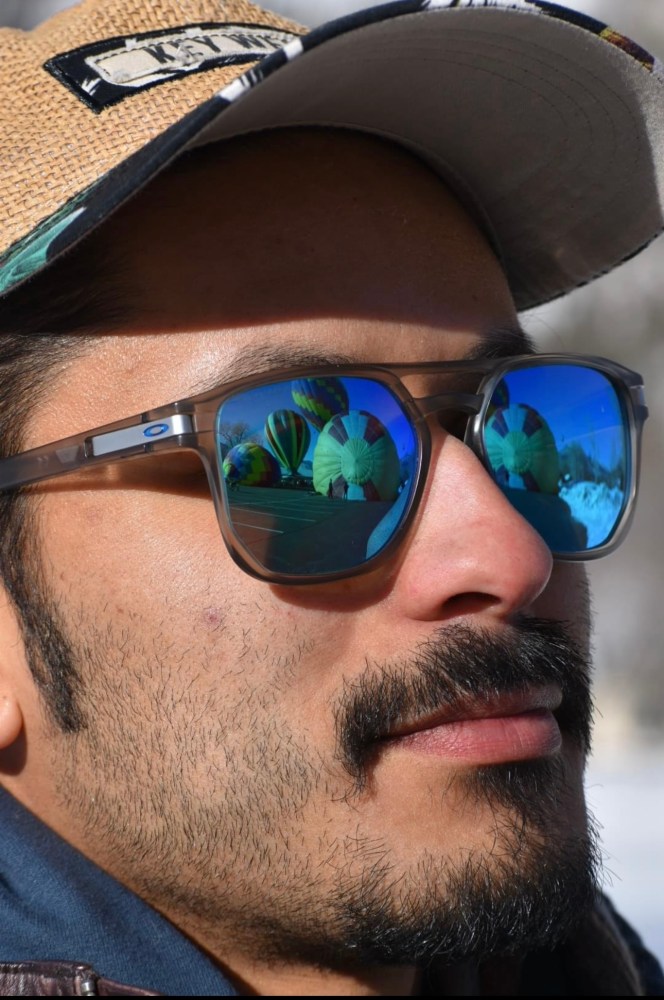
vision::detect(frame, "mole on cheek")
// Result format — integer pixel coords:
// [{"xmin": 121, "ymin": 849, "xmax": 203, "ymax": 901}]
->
[{"xmin": 200, "ymin": 607, "xmax": 226, "ymax": 632}]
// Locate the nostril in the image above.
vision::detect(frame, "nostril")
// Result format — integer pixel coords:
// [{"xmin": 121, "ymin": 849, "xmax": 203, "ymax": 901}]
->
[{"xmin": 443, "ymin": 592, "xmax": 500, "ymax": 616}]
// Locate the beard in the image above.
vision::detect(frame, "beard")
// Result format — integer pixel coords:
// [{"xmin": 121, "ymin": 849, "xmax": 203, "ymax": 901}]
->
[
  {"xmin": 29, "ymin": 557, "xmax": 598, "ymax": 972},
  {"xmin": 307, "ymin": 616, "xmax": 599, "ymax": 968}
]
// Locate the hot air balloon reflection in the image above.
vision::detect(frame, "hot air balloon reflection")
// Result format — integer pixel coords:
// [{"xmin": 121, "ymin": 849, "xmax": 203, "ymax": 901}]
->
[
  {"xmin": 313, "ymin": 410, "xmax": 400, "ymax": 501},
  {"xmin": 483, "ymin": 403, "xmax": 594, "ymax": 552},
  {"xmin": 265, "ymin": 409, "xmax": 311, "ymax": 475},
  {"xmin": 223, "ymin": 443, "xmax": 281, "ymax": 488},
  {"xmin": 291, "ymin": 377, "xmax": 349, "ymax": 432},
  {"xmin": 484, "ymin": 403, "xmax": 560, "ymax": 493}
]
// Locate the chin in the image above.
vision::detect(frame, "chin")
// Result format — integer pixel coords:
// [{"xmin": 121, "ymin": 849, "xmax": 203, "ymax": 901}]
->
[{"xmin": 248, "ymin": 753, "xmax": 598, "ymax": 970}]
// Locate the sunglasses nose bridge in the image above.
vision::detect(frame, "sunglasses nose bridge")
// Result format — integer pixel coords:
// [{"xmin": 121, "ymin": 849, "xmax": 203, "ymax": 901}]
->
[{"xmin": 414, "ymin": 391, "xmax": 484, "ymax": 421}]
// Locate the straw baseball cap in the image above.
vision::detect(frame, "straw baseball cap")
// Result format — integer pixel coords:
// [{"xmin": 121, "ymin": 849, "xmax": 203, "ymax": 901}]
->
[{"xmin": 1, "ymin": 0, "xmax": 664, "ymax": 310}]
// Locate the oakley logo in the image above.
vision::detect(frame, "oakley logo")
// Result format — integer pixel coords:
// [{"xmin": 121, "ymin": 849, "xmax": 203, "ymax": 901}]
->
[
  {"xmin": 143, "ymin": 423, "xmax": 171, "ymax": 439},
  {"xmin": 92, "ymin": 413, "xmax": 192, "ymax": 457}
]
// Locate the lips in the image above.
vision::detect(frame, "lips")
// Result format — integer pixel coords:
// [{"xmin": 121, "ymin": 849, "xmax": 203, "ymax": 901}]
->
[
  {"xmin": 381, "ymin": 685, "xmax": 563, "ymax": 765},
  {"xmin": 335, "ymin": 620, "xmax": 592, "ymax": 786}
]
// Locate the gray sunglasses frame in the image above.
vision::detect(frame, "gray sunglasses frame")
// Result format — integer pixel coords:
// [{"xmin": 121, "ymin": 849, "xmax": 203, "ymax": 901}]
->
[{"xmin": 0, "ymin": 353, "xmax": 647, "ymax": 584}]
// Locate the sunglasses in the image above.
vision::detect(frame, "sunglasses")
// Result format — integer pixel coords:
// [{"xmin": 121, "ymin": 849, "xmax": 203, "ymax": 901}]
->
[{"xmin": 0, "ymin": 354, "xmax": 647, "ymax": 584}]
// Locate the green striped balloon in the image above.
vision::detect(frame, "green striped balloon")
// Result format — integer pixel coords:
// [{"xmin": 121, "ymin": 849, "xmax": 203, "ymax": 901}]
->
[{"xmin": 265, "ymin": 409, "xmax": 311, "ymax": 474}]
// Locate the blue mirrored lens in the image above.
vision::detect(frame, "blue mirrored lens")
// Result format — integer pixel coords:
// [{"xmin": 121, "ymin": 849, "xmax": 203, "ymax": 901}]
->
[
  {"xmin": 483, "ymin": 364, "xmax": 629, "ymax": 553},
  {"xmin": 216, "ymin": 377, "xmax": 418, "ymax": 576}
]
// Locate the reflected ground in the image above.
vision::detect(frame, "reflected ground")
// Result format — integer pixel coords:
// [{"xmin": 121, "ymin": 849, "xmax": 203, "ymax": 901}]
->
[{"xmin": 227, "ymin": 484, "xmax": 393, "ymax": 573}]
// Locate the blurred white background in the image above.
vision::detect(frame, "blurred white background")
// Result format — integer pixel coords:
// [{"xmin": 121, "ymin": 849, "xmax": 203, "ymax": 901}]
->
[{"xmin": 4, "ymin": 0, "xmax": 663, "ymax": 969}]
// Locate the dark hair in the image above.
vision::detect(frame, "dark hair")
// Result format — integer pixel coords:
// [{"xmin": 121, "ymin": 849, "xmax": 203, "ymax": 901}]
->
[{"xmin": 0, "ymin": 239, "xmax": 133, "ymax": 731}]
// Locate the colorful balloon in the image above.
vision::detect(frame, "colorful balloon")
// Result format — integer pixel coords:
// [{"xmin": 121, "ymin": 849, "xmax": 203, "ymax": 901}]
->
[
  {"xmin": 265, "ymin": 409, "xmax": 311, "ymax": 474},
  {"xmin": 291, "ymin": 377, "xmax": 349, "ymax": 431},
  {"xmin": 223, "ymin": 443, "xmax": 281, "ymax": 487},
  {"xmin": 485, "ymin": 403, "xmax": 560, "ymax": 493},
  {"xmin": 313, "ymin": 410, "xmax": 400, "ymax": 501}
]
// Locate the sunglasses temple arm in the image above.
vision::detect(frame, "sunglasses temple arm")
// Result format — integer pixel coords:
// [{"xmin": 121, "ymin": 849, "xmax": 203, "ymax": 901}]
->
[
  {"xmin": 0, "ymin": 414, "xmax": 195, "ymax": 491},
  {"xmin": 0, "ymin": 436, "xmax": 90, "ymax": 490}
]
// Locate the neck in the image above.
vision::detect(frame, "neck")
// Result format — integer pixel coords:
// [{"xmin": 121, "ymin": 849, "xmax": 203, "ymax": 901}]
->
[
  {"xmin": 224, "ymin": 956, "xmax": 522, "ymax": 995},
  {"xmin": 227, "ymin": 961, "xmax": 422, "ymax": 996}
]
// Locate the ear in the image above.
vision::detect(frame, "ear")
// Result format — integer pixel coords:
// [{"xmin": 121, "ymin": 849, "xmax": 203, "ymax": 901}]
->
[
  {"xmin": 0, "ymin": 587, "xmax": 28, "ymax": 751},
  {"xmin": 0, "ymin": 693, "xmax": 22, "ymax": 749}
]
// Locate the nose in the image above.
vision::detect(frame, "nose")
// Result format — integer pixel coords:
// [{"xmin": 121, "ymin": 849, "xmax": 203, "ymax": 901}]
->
[{"xmin": 392, "ymin": 434, "xmax": 554, "ymax": 622}]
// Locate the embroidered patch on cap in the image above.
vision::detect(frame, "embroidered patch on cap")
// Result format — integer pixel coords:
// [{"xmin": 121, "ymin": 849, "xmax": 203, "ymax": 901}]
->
[{"xmin": 45, "ymin": 23, "xmax": 300, "ymax": 113}]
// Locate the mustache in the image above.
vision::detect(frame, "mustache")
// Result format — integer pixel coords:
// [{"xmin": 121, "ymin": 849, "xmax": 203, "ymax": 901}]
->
[{"xmin": 334, "ymin": 617, "xmax": 593, "ymax": 786}]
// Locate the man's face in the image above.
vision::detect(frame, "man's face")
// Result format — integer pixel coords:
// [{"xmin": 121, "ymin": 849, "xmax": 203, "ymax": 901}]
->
[{"xmin": 3, "ymin": 133, "xmax": 596, "ymax": 980}]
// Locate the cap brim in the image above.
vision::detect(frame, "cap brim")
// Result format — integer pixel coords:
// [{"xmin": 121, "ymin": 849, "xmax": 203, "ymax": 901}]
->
[{"xmin": 3, "ymin": 0, "xmax": 664, "ymax": 310}]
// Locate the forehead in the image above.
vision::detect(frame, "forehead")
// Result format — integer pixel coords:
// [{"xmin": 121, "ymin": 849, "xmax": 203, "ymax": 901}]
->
[{"xmin": 102, "ymin": 129, "xmax": 516, "ymax": 337}]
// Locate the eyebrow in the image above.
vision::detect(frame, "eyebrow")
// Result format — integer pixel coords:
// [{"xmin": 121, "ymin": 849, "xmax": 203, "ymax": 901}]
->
[
  {"xmin": 189, "ymin": 343, "xmax": 355, "ymax": 396},
  {"xmin": 463, "ymin": 324, "xmax": 535, "ymax": 360},
  {"xmin": 188, "ymin": 323, "xmax": 534, "ymax": 396}
]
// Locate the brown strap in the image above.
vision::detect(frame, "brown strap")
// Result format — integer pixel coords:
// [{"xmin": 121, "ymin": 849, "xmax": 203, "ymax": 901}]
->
[{"xmin": 0, "ymin": 962, "xmax": 162, "ymax": 996}]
